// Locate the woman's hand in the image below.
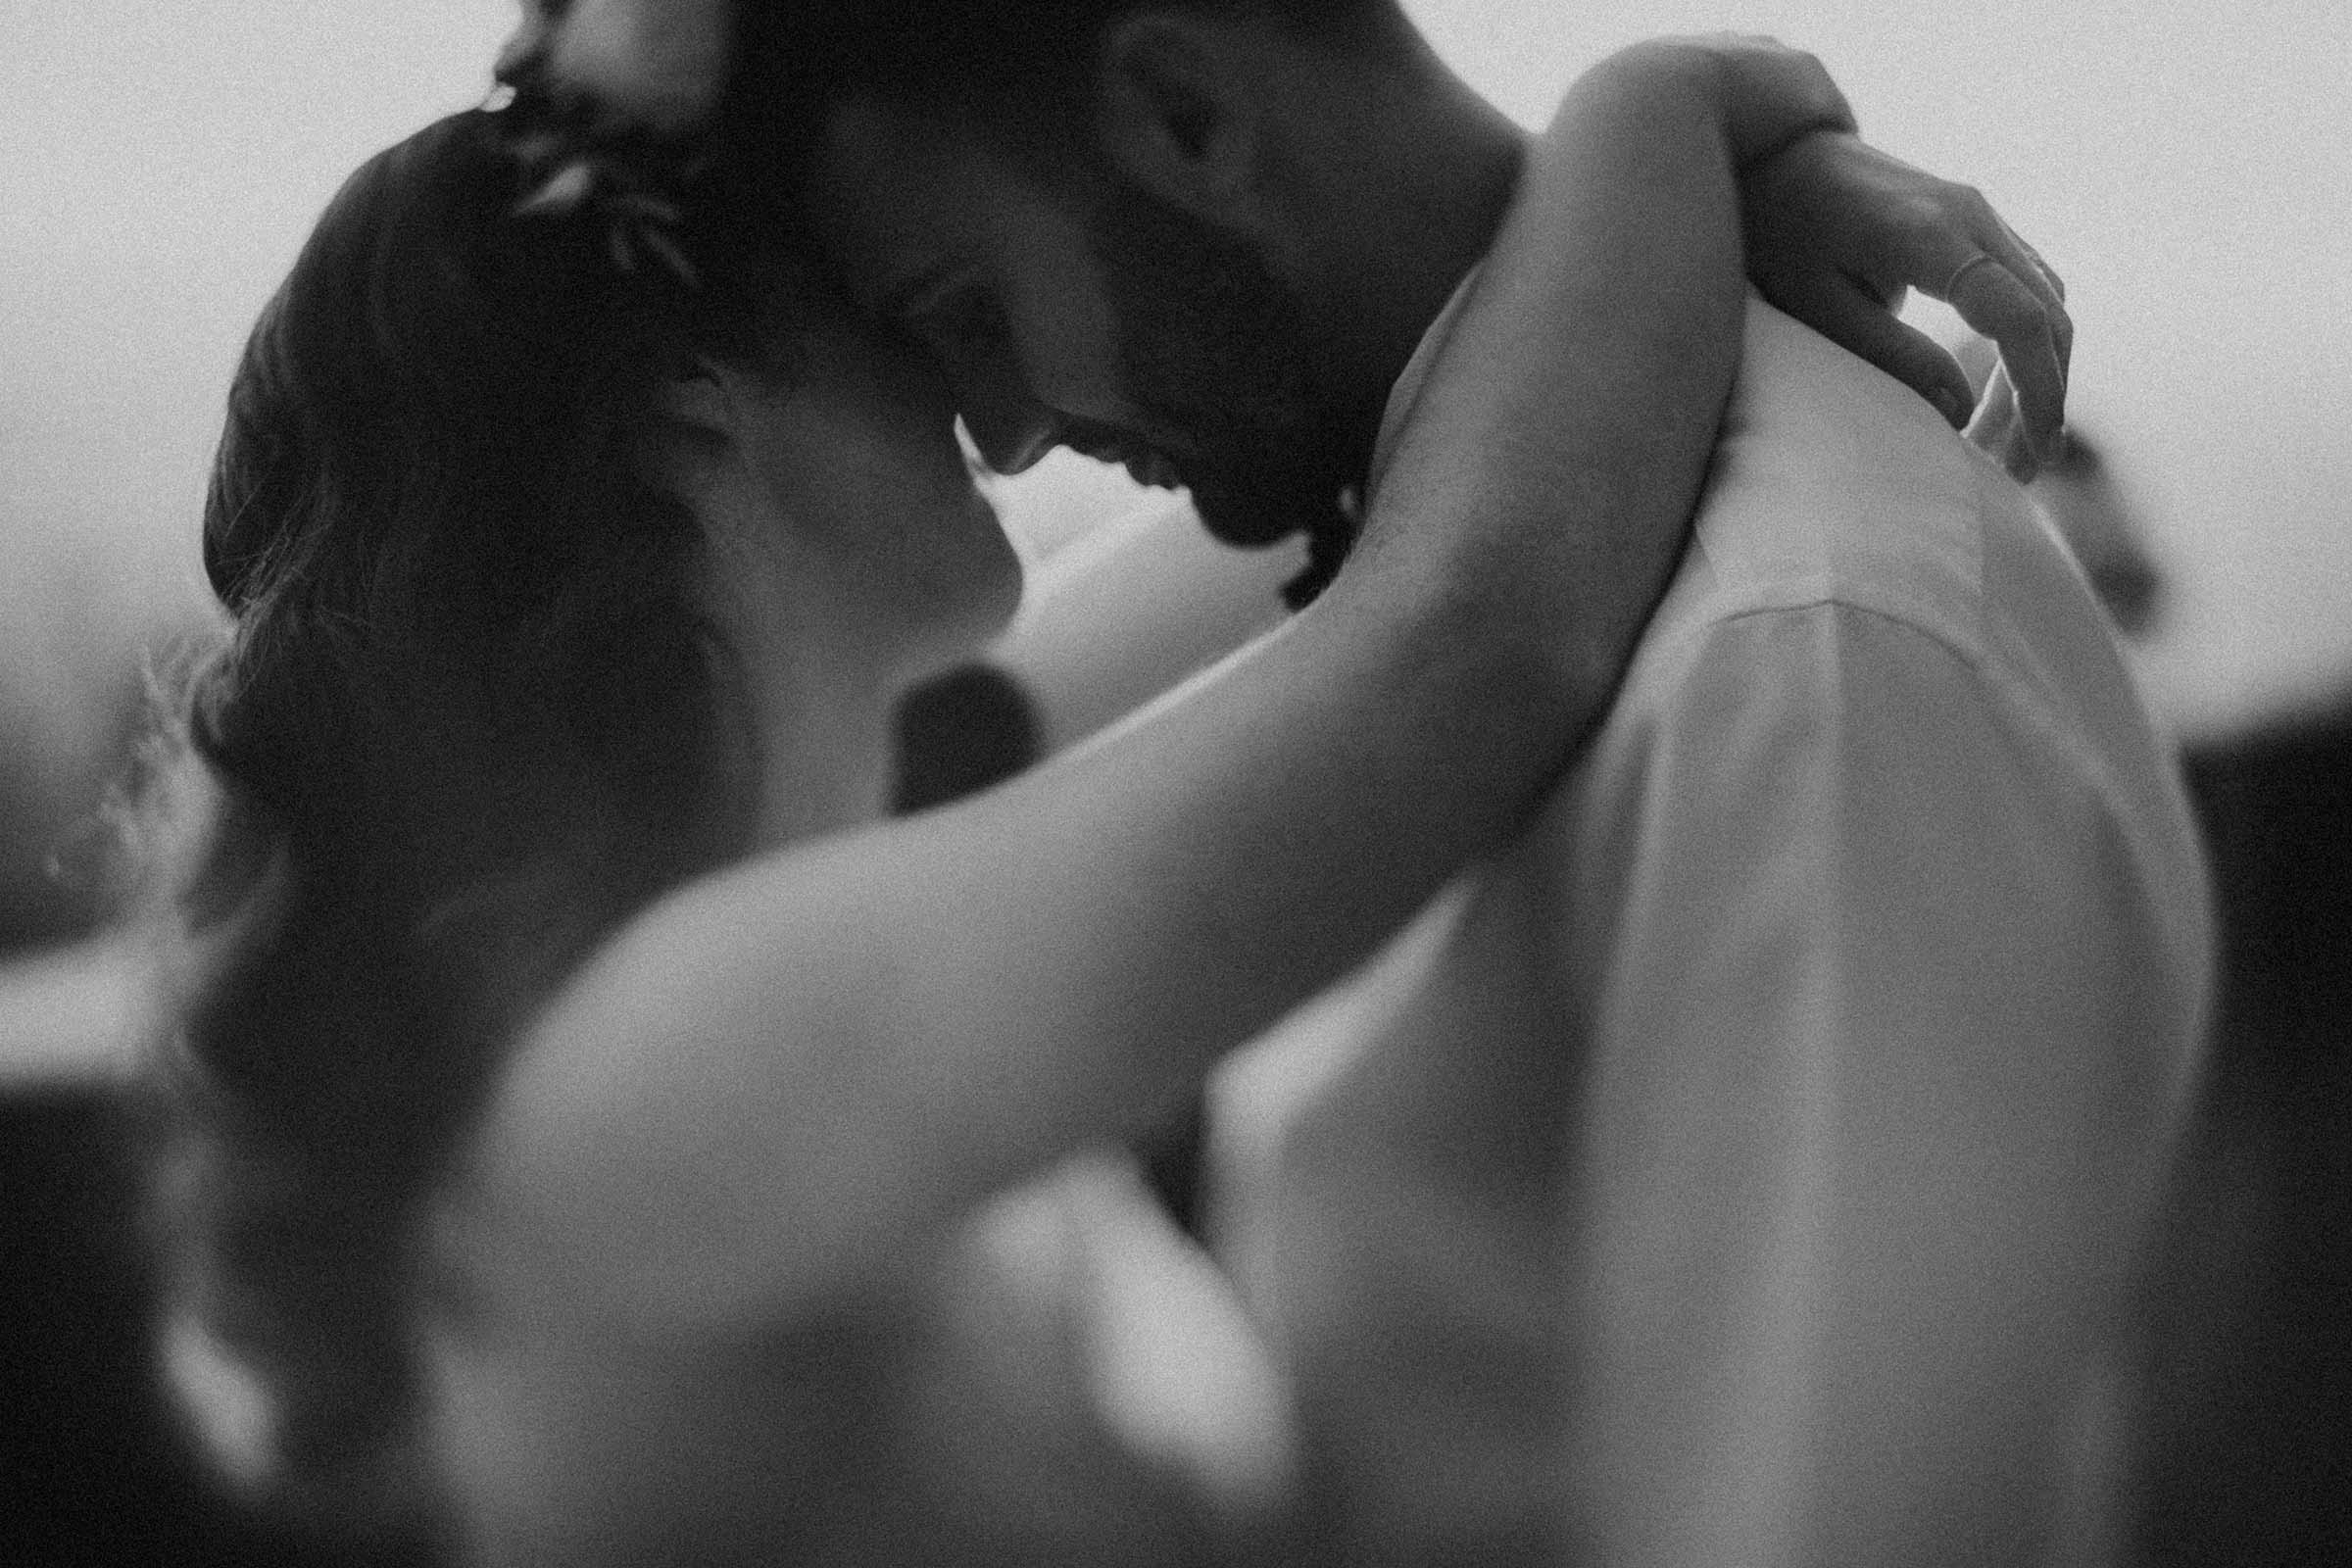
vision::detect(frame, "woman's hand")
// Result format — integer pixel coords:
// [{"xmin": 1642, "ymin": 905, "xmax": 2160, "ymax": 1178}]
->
[
  {"xmin": 1740, "ymin": 129, "xmax": 2073, "ymax": 480},
  {"xmin": 1617, "ymin": 33, "xmax": 2070, "ymax": 480}
]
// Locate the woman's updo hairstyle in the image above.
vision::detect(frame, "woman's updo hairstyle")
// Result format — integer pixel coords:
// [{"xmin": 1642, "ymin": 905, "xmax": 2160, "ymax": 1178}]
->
[{"xmin": 146, "ymin": 107, "xmax": 771, "ymax": 1548}]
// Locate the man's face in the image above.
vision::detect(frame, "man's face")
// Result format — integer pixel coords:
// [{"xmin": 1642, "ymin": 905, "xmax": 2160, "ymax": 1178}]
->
[{"xmin": 808, "ymin": 97, "xmax": 1359, "ymax": 552}]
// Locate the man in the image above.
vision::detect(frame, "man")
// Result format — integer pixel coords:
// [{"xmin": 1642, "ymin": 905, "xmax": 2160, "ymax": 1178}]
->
[
  {"xmin": 525, "ymin": 2, "xmax": 2206, "ymax": 1559},
  {"xmin": 786, "ymin": 6, "xmax": 2199, "ymax": 1563}
]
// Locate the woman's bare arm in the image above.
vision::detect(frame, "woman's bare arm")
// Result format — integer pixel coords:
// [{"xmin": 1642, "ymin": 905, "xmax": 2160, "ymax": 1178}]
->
[{"xmin": 445, "ymin": 44, "xmax": 2021, "ymax": 1341}]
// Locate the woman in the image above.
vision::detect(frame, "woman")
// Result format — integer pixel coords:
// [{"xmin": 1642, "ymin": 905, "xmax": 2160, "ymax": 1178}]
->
[{"xmin": 136, "ymin": 37, "xmax": 2064, "ymax": 1566}]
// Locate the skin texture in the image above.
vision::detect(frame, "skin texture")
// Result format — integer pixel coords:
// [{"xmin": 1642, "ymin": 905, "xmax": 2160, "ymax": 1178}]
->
[{"xmin": 662, "ymin": 311, "xmax": 1022, "ymax": 844}]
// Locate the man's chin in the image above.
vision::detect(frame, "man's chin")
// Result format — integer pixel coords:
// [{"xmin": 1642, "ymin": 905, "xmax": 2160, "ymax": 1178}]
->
[{"xmin": 1187, "ymin": 474, "xmax": 1335, "ymax": 552}]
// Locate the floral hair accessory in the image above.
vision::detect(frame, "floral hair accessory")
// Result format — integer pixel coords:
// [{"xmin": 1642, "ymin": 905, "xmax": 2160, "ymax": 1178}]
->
[
  {"xmin": 490, "ymin": 0, "xmax": 737, "ymax": 285},
  {"xmin": 494, "ymin": 89, "xmax": 707, "ymax": 285}
]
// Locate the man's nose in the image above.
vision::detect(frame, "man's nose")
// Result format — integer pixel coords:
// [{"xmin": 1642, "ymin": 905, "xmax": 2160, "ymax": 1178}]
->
[{"xmin": 956, "ymin": 379, "xmax": 1060, "ymax": 476}]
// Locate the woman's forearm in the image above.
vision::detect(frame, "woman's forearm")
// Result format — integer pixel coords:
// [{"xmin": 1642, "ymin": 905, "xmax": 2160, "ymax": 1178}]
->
[
  {"xmin": 1629, "ymin": 35, "xmax": 1857, "ymax": 171},
  {"xmin": 1334, "ymin": 47, "xmax": 1750, "ymax": 780}
]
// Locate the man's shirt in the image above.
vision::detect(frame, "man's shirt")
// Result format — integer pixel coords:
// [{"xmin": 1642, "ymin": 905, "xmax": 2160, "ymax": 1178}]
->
[{"xmin": 1211, "ymin": 298, "xmax": 2213, "ymax": 1564}]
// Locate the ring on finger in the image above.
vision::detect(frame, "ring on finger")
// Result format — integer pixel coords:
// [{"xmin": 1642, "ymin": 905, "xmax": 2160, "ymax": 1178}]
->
[{"xmin": 1941, "ymin": 251, "xmax": 2000, "ymax": 300}]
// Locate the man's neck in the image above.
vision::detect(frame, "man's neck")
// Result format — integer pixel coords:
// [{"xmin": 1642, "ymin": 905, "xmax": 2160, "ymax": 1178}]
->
[{"xmin": 1270, "ymin": 41, "xmax": 1528, "ymax": 479}]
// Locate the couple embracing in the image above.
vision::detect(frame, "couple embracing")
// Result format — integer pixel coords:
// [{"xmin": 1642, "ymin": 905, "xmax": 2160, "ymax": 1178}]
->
[{"xmin": 141, "ymin": 2, "xmax": 2206, "ymax": 1563}]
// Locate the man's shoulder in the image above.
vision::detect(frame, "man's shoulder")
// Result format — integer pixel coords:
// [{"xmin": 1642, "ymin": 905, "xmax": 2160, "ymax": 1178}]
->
[
  {"xmin": 1642, "ymin": 303, "xmax": 2029, "ymax": 655},
  {"xmin": 1557, "ymin": 303, "xmax": 2205, "ymax": 923},
  {"xmin": 1620, "ymin": 301, "xmax": 2123, "ymax": 746}
]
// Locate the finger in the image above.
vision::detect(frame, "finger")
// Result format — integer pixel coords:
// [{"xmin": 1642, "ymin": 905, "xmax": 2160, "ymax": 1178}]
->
[
  {"xmin": 1986, "ymin": 219, "xmax": 2074, "ymax": 375},
  {"xmin": 1992, "ymin": 215, "xmax": 2066, "ymax": 304},
  {"xmin": 1975, "ymin": 218, "xmax": 2064, "ymax": 317},
  {"xmin": 1964, "ymin": 363, "xmax": 2042, "ymax": 484},
  {"xmin": 1963, "ymin": 359, "xmax": 2013, "ymax": 447},
  {"xmin": 1970, "ymin": 217, "xmax": 2074, "ymax": 393},
  {"xmin": 2002, "ymin": 264, "xmax": 2074, "ymax": 396},
  {"xmin": 2011, "ymin": 229, "xmax": 2066, "ymax": 303},
  {"xmin": 2037, "ymin": 258, "xmax": 2076, "ymax": 381},
  {"xmin": 2002, "ymin": 421, "xmax": 2042, "ymax": 485},
  {"xmin": 1937, "ymin": 184, "xmax": 2058, "ymax": 308},
  {"xmin": 1927, "ymin": 188, "xmax": 2065, "ymax": 328},
  {"xmin": 1795, "ymin": 273, "xmax": 1977, "ymax": 427},
  {"xmin": 1947, "ymin": 261, "xmax": 2067, "ymax": 464}
]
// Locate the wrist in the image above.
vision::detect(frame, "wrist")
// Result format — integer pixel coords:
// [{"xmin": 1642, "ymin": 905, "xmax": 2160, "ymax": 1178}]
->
[{"xmin": 1609, "ymin": 36, "xmax": 1855, "ymax": 172}]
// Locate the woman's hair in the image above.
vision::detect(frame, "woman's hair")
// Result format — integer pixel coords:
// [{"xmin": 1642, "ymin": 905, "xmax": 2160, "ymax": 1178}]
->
[{"xmin": 133, "ymin": 107, "xmax": 787, "ymax": 1547}]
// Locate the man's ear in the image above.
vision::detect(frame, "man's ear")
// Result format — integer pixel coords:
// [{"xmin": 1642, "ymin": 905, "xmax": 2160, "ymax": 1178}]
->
[{"xmin": 1092, "ymin": 14, "xmax": 1261, "ymax": 227}]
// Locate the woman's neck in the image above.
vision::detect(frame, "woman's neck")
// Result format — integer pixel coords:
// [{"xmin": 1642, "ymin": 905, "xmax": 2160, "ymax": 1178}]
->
[
  {"xmin": 735, "ymin": 633, "xmax": 903, "ymax": 848},
  {"xmin": 689, "ymin": 488, "xmax": 908, "ymax": 847}
]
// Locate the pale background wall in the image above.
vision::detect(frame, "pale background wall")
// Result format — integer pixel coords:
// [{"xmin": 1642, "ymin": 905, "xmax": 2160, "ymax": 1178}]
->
[{"xmin": 4, "ymin": 0, "xmax": 2347, "ymax": 744}]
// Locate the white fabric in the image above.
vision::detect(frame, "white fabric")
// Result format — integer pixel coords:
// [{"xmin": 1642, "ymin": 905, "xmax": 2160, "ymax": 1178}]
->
[{"xmin": 1212, "ymin": 299, "xmax": 2213, "ymax": 1565}]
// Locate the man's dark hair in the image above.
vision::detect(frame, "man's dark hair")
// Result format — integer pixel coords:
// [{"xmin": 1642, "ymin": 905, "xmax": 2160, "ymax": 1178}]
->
[
  {"xmin": 751, "ymin": 0, "xmax": 1412, "ymax": 154},
  {"xmin": 724, "ymin": 0, "xmax": 1414, "ymax": 603},
  {"xmin": 724, "ymin": 0, "xmax": 1417, "ymax": 223}
]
